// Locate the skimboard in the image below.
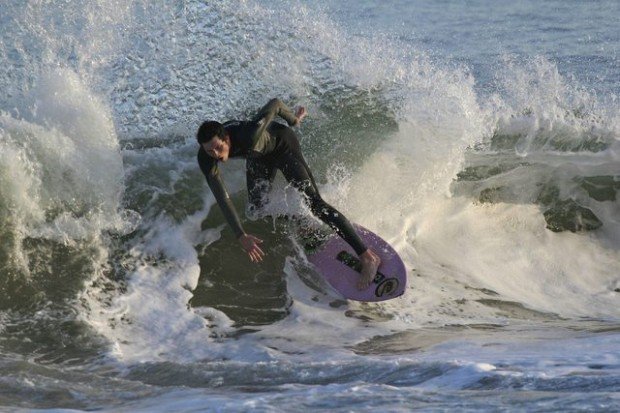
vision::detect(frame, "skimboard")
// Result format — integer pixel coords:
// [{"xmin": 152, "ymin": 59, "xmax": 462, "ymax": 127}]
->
[{"xmin": 302, "ymin": 224, "xmax": 407, "ymax": 302}]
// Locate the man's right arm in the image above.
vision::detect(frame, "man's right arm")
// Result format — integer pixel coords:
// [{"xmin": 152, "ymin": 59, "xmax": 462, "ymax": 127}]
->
[{"xmin": 197, "ymin": 148, "xmax": 245, "ymax": 238}]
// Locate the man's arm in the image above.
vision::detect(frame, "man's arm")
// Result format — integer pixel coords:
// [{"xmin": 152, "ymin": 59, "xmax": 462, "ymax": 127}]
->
[
  {"xmin": 249, "ymin": 99, "xmax": 302, "ymax": 155},
  {"xmin": 198, "ymin": 149, "xmax": 245, "ymax": 238},
  {"xmin": 252, "ymin": 98, "xmax": 299, "ymax": 127}
]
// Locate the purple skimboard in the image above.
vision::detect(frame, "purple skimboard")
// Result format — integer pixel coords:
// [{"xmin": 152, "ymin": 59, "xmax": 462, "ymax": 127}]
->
[{"xmin": 306, "ymin": 225, "xmax": 407, "ymax": 302}]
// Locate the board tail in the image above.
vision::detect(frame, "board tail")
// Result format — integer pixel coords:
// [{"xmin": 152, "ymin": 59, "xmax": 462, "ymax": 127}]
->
[{"xmin": 336, "ymin": 251, "xmax": 401, "ymax": 298}]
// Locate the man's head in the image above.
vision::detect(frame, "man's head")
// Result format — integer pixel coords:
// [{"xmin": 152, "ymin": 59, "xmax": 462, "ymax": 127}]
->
[{"xmin": 197, "ymin": 121, "xmax": 231, "ymax": 162}]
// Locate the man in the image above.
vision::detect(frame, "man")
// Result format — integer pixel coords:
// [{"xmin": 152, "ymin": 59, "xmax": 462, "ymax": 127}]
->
[{"xmin": 197, "ymin": 98, "xmax": 381, "ymax": 290}]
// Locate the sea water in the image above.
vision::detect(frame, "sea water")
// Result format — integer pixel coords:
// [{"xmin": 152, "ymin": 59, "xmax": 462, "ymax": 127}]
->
[{"xmin": 0, "ymin": 0, "xmax": 619, "ymax": 411}]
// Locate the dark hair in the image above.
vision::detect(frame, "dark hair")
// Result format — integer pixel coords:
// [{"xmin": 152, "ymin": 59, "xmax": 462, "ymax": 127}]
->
[{"xmin": 196, "ymin": 121, "xmax": 225, "ymax": 144}]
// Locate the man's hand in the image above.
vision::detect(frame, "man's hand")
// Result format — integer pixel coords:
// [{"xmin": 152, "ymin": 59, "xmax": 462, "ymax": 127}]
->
[
  {"xmin": 294, "ymin": 106, "xmax": 307, "ymax": 125},
  {"xmin": 238, "ymin": 233, "xmax": 265, "ymax": 262}
]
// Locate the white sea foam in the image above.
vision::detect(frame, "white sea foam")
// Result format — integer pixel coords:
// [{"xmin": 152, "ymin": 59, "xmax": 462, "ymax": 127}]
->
[{"xmin": 1, "ymin": 0, "xmax": 620, "ymax": 411}]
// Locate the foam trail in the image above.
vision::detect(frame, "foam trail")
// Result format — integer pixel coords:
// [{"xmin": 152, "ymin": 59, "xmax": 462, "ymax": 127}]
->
[
  {"xmin": 86, "ymin": 188, "xmax": 275, "ymax": 364},
  {"xmin": 96, "ymin": 211, "xmax": 218, "ymax": 363}
]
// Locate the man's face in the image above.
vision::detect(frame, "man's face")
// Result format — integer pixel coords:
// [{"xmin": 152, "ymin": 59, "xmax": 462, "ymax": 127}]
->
[{"xmin": 202, "ymin": 135, "xmax": 230, "ymax": 162}]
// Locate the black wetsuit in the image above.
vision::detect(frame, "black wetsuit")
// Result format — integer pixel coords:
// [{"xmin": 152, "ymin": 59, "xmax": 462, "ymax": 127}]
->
[{"xmin": 198, "ymin": 99, "xmax": 367, "ymax": 255}]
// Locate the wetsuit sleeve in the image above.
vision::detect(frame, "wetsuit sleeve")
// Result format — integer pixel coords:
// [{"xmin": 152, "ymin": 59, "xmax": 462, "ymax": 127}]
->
[
  {"xmin": 252, "ymin": 98, "xmax": 298, "ymax": 127},
  {"xmin": 198, "ymin": 149, "xmax": 245, "ymax": 238},
  {"xmin": 248, "ymin": 99, "xmax": 299, "ymax": 155}
]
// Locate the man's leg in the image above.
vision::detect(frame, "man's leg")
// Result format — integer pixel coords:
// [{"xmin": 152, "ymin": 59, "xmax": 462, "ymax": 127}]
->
[
  {"xmin": 273, "ymin": 129, "xmax": 381, "ymax": 289},
  {"xmin": 279, "ymin": 153, "xmax": 367, "ymax": 255},
  {"xmin": 246, "ymin": 158, "xmax": 277, "ymax": 218}
]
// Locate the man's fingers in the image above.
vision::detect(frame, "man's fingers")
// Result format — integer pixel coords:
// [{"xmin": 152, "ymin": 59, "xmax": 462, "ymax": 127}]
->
[
  {"xmin": 248, "ymin": 249, "xmax": 263, "ymax": 263},
  {"xmin": 250, "ymin": 239, "xmax": 265, "ymax": 256},
  {"xmin": 243, "ymin": 237, "xmax": 266, "ymax": 263}
]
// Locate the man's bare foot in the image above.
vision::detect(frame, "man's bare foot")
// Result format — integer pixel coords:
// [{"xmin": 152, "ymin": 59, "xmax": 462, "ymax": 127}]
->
[{"xmin": 358, "ymin": 249, "xmax": 381, "ymax": 290}]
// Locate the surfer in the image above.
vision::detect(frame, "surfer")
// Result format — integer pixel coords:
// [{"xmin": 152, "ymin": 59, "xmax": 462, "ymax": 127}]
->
[{"xmin": 197, "ymin": 98, "xmax": 381, "ymax": 289}]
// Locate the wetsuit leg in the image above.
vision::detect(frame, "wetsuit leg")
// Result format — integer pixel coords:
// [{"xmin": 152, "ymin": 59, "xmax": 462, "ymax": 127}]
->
[
  {"xmin": 246, "ymin": 157, "xmax": 277, "ymax": 210},
  {"xmin": 274, "ymin": 129, "xmax": 368, "ymax": 255}
]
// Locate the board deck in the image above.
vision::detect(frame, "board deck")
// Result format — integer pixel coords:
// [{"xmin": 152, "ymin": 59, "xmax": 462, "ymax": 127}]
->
[{"xmin": 304, "ymin": 224, "xmax": 407, "ymax": 302}]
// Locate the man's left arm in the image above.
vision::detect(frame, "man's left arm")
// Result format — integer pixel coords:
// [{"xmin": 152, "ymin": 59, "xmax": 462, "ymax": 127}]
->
[
  {"xmin": 252, "ymin": 98, "xmax": 299, "ymax": 128},
  {"xmin": 249, "ymin": 98, "xmax": 306, "ymax": 155}
]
